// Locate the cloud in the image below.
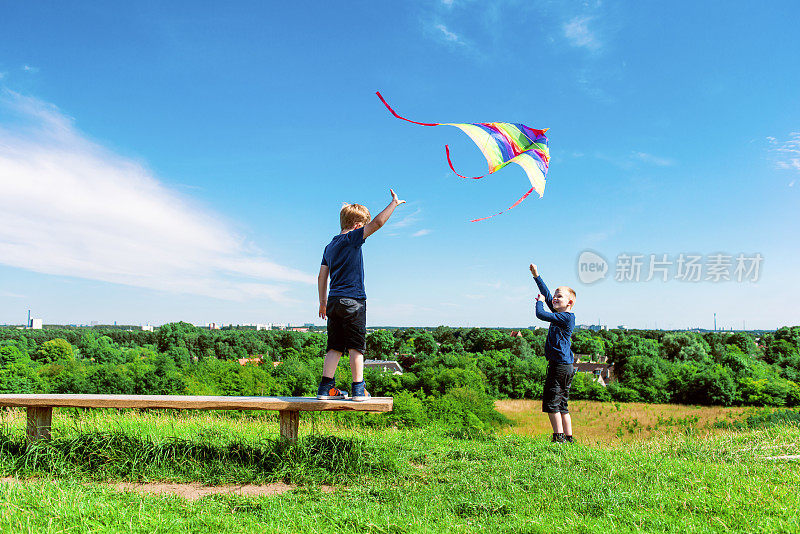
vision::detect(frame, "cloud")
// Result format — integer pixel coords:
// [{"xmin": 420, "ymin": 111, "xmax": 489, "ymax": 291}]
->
[
  {"xmin": 22, "ymin": 65, "xmax": 39, "ymax": 73},
  {"xmin": 0, "ymin": 90, "xmax": 314, "ymax": 301},
  {"xmin": 435, "ymin": 23, "xmax": 461, "ymax": 43},
  {"xmin": 0, "ymin": 290, "xmax": 26, "ymax": 298},
  {"xmin": 563, "ymin": 16, "xmax": 601, "ymax": 51},
  {"xmin": 768, "ymin": 132, "xmax": 800, "ymax": 173},
  {"xmin": 632, "ymin": 152, "xmax": 674, "ymax": 167},
  {"xmin": 412, "ymin": 229, "xmax": 431, "ymax": 237},
  {"xmin": 388, "ymin": 206, "xmax": 422, "ymax": 229}
]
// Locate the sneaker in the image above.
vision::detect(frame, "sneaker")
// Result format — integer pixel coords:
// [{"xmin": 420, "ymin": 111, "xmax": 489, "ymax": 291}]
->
[
  {"xmin": 317, "ymin": 385, "xmax": 348, "ymax": 400},
  {"xmin": 564, "ymin": 435, "xmax": 574, "ymax": 443},
  {"xmin": 551, "ymin": 433, "xmax": 566, "ymax": 443},
  {"xmin": 351, "ymin": 381, "xmax": 371, "ymax": 402}
]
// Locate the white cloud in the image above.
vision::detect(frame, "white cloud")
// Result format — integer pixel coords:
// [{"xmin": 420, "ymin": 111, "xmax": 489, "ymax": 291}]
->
[
  {"xmin": 435, "ymin": 23, "xmax": 460, "ymax": 43},
  {"xmin": 441, "ymin": 0, "xmax": 454, "ymax": 5},
  {"xmin": 0, "ymin": 90, "xmax": 314, "ymax": 301},
  {"xmin": 768, "ymin": 132, "xmax": 800, "ymax": 174},
  {"xmin": 632, "ymin": 151, "xmax": 674, "ymax": 167},
  {"xmin": 389, "ymin": 206, "xmax": 422, "ymax": 229},
  {"xmin": 22, "ymin": 65, "xmax": 39, "ymax": 73},
  {"xmin": 412, "ymin": 229, "xmax": 431, "ymax": 237},
  {"xmin": 563, "ymin": 16, "xmax": 601, "ymax": 51}
]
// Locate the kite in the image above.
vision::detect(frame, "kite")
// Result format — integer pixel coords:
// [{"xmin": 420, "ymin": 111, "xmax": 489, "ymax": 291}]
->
[{"xmin": 376, "ymin": 91, "xmax": 550, "ymax": 221}]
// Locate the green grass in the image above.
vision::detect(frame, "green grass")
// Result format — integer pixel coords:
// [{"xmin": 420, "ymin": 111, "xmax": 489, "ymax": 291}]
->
[{"xmin": 1, "ymin": 409, "xmax": 800, "ymax": 533}]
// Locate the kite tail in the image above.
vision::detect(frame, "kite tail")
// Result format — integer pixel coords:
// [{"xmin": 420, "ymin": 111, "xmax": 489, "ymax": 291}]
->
[
  {"xmin": 375, "ymin": 91, "xmax": 439, "ymax": 126},
  {"xmin": 445, "ymin": 145, "xmax": 486, "ymax": 180},
  {"xmin": 469, "ymin": 187, "xmax": 535, "ymax": 222}
]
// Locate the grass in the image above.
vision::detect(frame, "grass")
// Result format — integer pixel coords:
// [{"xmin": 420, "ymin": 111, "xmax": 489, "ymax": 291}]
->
[
  {"xmin": 1, "ymin": 407, "xmax": 799, "ymax": 533},
  {"xmin": 496, "ymin": 399, "xmax": 766, "ymax": 444}
]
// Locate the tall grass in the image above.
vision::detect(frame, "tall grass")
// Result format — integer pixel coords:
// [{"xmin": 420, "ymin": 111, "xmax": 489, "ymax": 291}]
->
[{"xmin": 2, "ymin": 408, "xmax": 800, "ymax": 533}]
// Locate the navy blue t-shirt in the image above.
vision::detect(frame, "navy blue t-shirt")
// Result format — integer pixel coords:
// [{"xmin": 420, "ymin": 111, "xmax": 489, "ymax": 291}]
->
[
  {"xmin": 321, "ymin": 227, "xmax": 366, "ymax": 300},
  {"xmin": 534, "ymin": 275, "xmax": 575, "ymax": 364}
]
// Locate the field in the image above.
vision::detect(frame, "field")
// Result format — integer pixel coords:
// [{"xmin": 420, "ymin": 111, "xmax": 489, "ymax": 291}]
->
[
  {"xmin": 495, "ymin": 400, "xmax": 764, "ymax": 443},
  {"xmin": 1, "ymin": 405, "xmax": 799, "ymax": 533}
]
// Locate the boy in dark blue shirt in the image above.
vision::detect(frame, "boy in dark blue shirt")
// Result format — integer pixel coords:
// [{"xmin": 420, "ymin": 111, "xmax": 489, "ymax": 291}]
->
[
  {"xmin": 530, "ymin": 263, "xmax": 577, "ymax": 443},
  {"xmin": 317, "ymin": 189, "xmax": 405, "ymax": 401}
]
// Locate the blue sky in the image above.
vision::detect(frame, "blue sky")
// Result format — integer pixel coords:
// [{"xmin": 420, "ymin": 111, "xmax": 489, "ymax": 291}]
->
[{"xmin": 0, "ymin": 1, "xmax": 798, "ymax": 330}]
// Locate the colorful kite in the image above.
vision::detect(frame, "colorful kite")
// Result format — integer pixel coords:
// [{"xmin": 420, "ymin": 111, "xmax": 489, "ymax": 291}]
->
[{"xmin": 376, "ymin": 91, "xmax": 550, "ymax": 221}]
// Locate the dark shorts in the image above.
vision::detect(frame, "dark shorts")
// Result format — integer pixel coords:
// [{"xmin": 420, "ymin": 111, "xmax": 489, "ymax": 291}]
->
[
  {"xmin": 542, "ymin": 363, "xmax": 576, "ymax": 414},
  {"xmin": 326, "ymin": 297, "xmax": 367, "ymax": 354}
]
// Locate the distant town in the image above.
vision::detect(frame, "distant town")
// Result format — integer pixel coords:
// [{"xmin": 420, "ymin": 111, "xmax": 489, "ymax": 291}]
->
[{"xmin": 3, "ymin": 310, "xmax": 771, "ymax": 335}]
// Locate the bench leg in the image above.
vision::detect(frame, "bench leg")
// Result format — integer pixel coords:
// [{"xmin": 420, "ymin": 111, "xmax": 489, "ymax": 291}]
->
[
  {"xmin": 279, "ymin": 410, "xmax": 299, "ymax": 442},
  {"xmin": 26, "ymin": 407, "xmax": 52, "ymax": 443}
]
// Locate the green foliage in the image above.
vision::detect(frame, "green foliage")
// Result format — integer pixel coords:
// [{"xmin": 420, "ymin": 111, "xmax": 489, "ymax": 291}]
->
[
  {"xmin": 36, "ymin": 338, "xmax": 74, "ymax": 363},
  {"xmin": 2, "ymin": 326, "xmax": 800, "ymax": 409},
  {"xmin": 365, "ymin": 330, "xmax": 395, "ymax": 359}
]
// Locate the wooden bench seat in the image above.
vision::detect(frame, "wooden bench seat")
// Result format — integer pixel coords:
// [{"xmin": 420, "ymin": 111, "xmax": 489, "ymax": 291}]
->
[{"xmin": 0, "ymin": 394, "xmax": 393, "ymax": 442}]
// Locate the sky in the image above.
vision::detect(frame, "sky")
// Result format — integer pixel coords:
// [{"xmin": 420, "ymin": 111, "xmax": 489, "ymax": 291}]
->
[{"xmin": 0, "ymin": 1, "xmax": 798, "ymax": 330}]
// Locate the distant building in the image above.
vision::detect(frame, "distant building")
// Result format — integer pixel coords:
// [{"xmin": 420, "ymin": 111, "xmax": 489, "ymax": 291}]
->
[
  {"xmin": 208, "ymin": 322, "xmax": 220, "ymax": 330},
  {"xmin": 577, "ymin": 324, "xmax": 607, "ymax": 332},
  {"xmin": 364, "ymin": 359, "xmax": 404, "ymax": 375},
  {"xmin": 237, "ymin": 356, "xmax": 264, "ymax": 366},
  {"xmin": 573, "ymin": 354, "xmax": 614, "ymax": 386},
  {"xmin": 29, "ymin": 318, "xmax": 43, "ymax": 330},
  {"xmin": 141, "ymin": 325, "xmax": 154, "ymax": 332},
  {"xmin": 617, "ymin": 324, "xmax": 627, "ymax": 330}
]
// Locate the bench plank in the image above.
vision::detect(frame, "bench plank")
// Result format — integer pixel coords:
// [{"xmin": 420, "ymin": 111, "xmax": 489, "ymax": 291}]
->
[{"xmin": 0, "ymin": 394, "xmax": 392, "ymax": 412}]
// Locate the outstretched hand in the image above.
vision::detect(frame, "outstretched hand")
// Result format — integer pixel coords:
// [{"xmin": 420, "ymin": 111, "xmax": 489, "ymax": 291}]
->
[
  {"xmin": 535, "ymin": 293, "xmax": 546, "ymax": 303},
  {"xmin": 529, "ymin": 263, "xmax": 539, "ymax": 277},
  {"xmin": 390, "ymin": 188, "xmax": 406, "ymax": 206}
]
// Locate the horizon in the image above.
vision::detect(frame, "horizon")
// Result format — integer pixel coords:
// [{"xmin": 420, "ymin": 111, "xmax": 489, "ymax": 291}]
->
[{"xmin": 1, "ymin": 1, "xmax": 799, "ymax": 331}]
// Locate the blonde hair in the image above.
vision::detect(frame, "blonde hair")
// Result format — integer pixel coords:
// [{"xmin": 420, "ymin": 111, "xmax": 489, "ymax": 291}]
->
[
  {"xmin": 565, "ymin": 287, "xmax": 577, "ymax": 302},
  {"xmin": 557, "ymin": 286, "xmax": 577, "ymax": 302},
  {"xmin": 340, "ymin": 203, "xmax": 371, "ymax": 230}
]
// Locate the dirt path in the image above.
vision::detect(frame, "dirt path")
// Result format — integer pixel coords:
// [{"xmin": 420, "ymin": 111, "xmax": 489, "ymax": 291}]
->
[{"xmin": 1, "ymin": 476, "xmax": 333, "ymax": 501}]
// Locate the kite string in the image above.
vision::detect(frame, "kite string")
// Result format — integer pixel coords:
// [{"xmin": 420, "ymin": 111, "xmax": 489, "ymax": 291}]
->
[
  {"xmin": 445, "ymin": 145, "xmax": 486, "ymax": 180},
  {"xmin": 469, "ymin": 187, "xmax": 535, "ymax": 222},
  {"xmin": 375, "ymin": 91, "xmax": 439, "ymax": 126}
]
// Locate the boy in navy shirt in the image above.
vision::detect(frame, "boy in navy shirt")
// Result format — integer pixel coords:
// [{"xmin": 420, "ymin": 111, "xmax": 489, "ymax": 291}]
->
[
  {"xmin": 530, "ymin": 263, "xmax": 577, "ymax": 442},
  {"xmin": 317, "ymin": 189, "xmax": 405, "ymax": 401}
]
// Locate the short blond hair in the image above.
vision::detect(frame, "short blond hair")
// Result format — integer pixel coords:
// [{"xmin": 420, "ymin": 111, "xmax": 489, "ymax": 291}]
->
[
  {"xmin": 557, "ymin": 286, "xmax": 577, "ymax": 302},
  {"xmin": 340, "ymin": 203, "xmax": 371, "ymax": 230}
]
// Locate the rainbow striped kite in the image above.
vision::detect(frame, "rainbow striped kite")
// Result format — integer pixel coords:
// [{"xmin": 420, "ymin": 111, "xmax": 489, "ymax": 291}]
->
[{"xmin": 376, "ymin": 92, "xmax": 550, "ymax": 221}]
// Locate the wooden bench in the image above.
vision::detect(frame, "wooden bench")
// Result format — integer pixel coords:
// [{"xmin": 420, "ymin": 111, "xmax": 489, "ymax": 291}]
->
[{"xmin": 0, "ymin": 394, "xmax": 393, "ymax": 443}]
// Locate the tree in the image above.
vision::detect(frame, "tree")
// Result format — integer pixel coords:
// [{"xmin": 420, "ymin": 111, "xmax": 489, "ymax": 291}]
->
[
  {"xmin": 413, "ymin": 332, "xmax": 438, "ymax": 357},
  {"xmin": 36, "ymin": 338, "xmax": 74, "ymax": 363},
  {"xmin": 366, "ymin": 330, "xmax": 396, "ymax": 359}
]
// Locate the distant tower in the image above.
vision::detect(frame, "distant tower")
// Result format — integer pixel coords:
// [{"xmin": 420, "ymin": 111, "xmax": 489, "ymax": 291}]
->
[
  {"xmin": 27, "ymin": 309, "xmax": 31, "ymax": 328},
  {"xmin": 714, "ymin": 313, "xmax": 717, "ymax": 332}
]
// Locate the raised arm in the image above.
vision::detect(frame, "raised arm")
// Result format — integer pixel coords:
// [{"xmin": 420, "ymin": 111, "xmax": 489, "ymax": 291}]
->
[
  {"xmin": 318, "ymin": 264, "xmax": 329, "ymax": 319},
  {"xmin": 535, "ymin": 297, "xmax": 572, "ymax": 328},
  {"xmin": 363, "ymin": 189, "xmax": 405, "ymax": 239},
  {"xmin": 530, "ymin": 263, "xmax": 555, "ymax": 312}
]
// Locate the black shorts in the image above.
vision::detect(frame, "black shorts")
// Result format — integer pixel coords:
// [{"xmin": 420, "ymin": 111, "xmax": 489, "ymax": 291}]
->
[
  {"xmin": 542, "ymin": 363, "xmax": 576, "ymax": 414},
  {"xmin": 326, "ymin": 297, "xmax": 367, "ymax": 354}
]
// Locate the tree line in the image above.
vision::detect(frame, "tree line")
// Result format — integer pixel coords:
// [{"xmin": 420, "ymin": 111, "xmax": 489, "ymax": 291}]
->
[{"xmin": 1, "ymin": 323, "xmax": 798, "ymax": 408}]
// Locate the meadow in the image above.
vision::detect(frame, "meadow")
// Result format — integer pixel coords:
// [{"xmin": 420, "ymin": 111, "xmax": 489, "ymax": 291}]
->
[{"xmin": 1, "ymin": 403, "xmax": 799, "ymax": 533}]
